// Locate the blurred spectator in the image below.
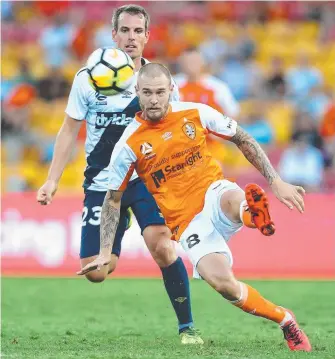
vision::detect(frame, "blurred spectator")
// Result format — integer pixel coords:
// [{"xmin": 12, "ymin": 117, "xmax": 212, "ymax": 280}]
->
[
  {"xmin": 175, "ymin": 47, "xmax": 240, "ymax": 172},
  {"xmin": 1, "ymin": 105, "xmax": 45, "ymax": 165},
  {"xmin": 318, "ymin": 3, "xmax": 335, "ymax": 43},
  {"xmin": 265, "ymin": 56, "xmax": 286, "ymax": 99},
  {"xmin": 291, "ymin": 110, "xmax": 334, "ymax": 166},
  {"xmin": 219, "ymin": 57, "xmax": 263, "ymax": 101},
  {"xmin": 278, "ymin": 133, "xmax": 324, "ymax": 191},
  {"xmin": 37, "ymin": 67, "xmax": 70, "ymax": 102},
  {"xmin": 320, "ymin": 100, "xmax": 335, "ymax": 139},
  {"xmin": 320, "ymin": 97, "xmax": 335, "ymax": 169},
  {"xmin": 298, "ymin": 85, "xmax": 331, "ymax": 122},
  {"xmin": 175, "ymin": 47, "xmax": 240, "ymax": 117},
  {"xmin": 94, "ymin": 24, "xmax": 116, "ymax": 49},
  {"xmin": 39, "ymin": 13, "xmax": 76, "ymax": 68},
  {"xmin": 292, "ymin": 112, "xmax": 324, "ymax": 150},
  {"xmin": 240, "ymin": 103, "xmax": 274, "ymax": 146},
  {"xmin": 1, "ymin": 1, "xmax": 13, "ymax": 20},
  {"xmin": 1, "ymin": 59, "xmax": 36, "ymax": 101},
  {"xmin": 198, "ymin": 25, "xmax": 228, "ymax": 71},
  {"xmin": 286, "ymin": 51, "xmax": 323, "ymax": 102},
  {"xmin": 307, "ymin": 4, "xmax": 323, "ymax": 22},
  {"xmin": 234, "ymin": 24, "xmax": 256, "ymax": 61}
]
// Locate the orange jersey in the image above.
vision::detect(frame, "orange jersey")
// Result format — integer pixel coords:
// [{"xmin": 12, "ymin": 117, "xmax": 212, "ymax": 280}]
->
[
  {"xmin": 108, "ymin": 102, "xmax": 237, "ymax": 240},
  {"xmin": 174, "ymin": 74, "xmax": 240, "ymax": 118}
]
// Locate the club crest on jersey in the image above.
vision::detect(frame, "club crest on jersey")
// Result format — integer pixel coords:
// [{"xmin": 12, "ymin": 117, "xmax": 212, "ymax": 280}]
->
[
  {"xmin": 182, "ymin": 122, "xmax": 196, "ymax": 140},
  {"xmin": 140, "ymin": 142, "xmax": 153, "ymax": 155}
]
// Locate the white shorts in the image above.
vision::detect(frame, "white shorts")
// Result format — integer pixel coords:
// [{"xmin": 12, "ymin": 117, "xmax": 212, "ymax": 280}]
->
[{"xmin": 180, "ymin": 180, "xmax": 244, "ymax": 279}]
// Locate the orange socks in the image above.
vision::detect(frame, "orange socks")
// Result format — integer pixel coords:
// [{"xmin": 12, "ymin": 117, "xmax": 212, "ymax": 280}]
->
[
  {"xmin": 231, "ymin": 282, "xmax": 290, "ymax": 325},
  {"xmin": 240, "ymin": 200, "xmax": 256, "ymax": 228}
]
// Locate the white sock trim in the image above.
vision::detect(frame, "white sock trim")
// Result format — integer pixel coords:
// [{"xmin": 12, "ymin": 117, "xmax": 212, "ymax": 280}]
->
[
  {"xmin": 229, "ymin": 282, "xmax": 245, "ymax": 304},
  {"xmin": 239, "ymin": 200, "xmax": 248, "ymax": 224},
  {"xmin": 280, "ymin": 310, "xmax": 293, "ymax": 327}
]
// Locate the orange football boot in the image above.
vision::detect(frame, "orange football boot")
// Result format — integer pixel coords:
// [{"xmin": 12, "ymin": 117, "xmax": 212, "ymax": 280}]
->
[
  {"xmin": 245, "ymin": 184, "xmax": 275, "ymax": 236},
  {"xmin": 281, "ymin": 309, "xmax": 312, "ymax": 352}
]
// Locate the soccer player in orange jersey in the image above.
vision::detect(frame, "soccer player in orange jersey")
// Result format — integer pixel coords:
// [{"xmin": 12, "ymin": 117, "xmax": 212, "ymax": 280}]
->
[
  {"xmin": 175, "ymin": 47, "xmax": 239, "ymax": 117},
  {"xmin": 79, "ymin": 64, "xmax": 312, "ymax": 352}
]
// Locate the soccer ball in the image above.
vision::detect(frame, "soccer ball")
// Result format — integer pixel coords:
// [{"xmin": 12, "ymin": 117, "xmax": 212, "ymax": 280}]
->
[{"xmin": 86, "ymin": 47, "xmax": 135, "ymax": 96}]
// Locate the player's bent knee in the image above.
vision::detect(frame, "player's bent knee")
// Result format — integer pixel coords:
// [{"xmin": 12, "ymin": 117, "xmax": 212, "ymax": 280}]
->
[
  {"xmin": 220, "ymin": 190, "xmax": 245, "ymax": 223},
  {"xmin": 107, "ymin": 255, "xmax": 119, "ymax": 274},
  {"xmin": 143, "ymin": 225, "xmax": 177, "ymax": 267},
  {"xmin": 154, "ymin": 238, "xmax": 177, "ymax": 267},
  {"xmin": 80, "ymin": 254, "xmax": 119, "ymax": 283},
  {"xmin": 85, "ymin": 270, "xmax": 108, "ymax": 283}
]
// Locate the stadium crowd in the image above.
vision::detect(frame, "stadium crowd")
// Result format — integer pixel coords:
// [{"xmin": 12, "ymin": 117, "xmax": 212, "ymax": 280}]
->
[{"xmin": 2, "ymin": 1, "xmax": 335, "ymax": 193}]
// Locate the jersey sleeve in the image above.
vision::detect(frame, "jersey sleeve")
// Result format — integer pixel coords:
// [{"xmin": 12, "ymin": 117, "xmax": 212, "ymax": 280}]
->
[
  {"xmin": 65, "ymin": 69, "xmax": 89, "ymax": 121},
  {"xmin": 198, "ymin": 103, "xmax": 237, "ymax": 139},
  {"xmin": 216, "ymin": 83, "xmax": 240, "ymax": 118},
  {"xmin": 107, "ymin": 130, "xmax": 138, "ymax": 192}
]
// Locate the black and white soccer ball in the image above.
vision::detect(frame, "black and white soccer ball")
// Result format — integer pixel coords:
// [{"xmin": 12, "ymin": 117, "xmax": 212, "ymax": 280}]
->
[{"xmin": 86, "ymin": 47, "xmax": 135, "ymax": 96}]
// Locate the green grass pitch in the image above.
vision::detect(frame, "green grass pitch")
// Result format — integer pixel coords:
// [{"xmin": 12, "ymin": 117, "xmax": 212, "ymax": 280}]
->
[{"xmin": 2, "ymin": 278, "xmax": 334, "ymax": 359}]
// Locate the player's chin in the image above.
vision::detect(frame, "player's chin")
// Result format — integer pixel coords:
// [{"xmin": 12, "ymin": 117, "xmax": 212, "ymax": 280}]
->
[
  {"xmin": 147, "ymin": 111, "xmax": 162, "ymax": 122},
  {"xmin": 124, "ymin": 48, "xmax": 140, "ymax": 59}
]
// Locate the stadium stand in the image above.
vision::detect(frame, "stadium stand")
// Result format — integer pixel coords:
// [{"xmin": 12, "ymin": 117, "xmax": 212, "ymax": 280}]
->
[{"xmin": 1, "ymin": 1, "xmax": 334, "ymax": 193}]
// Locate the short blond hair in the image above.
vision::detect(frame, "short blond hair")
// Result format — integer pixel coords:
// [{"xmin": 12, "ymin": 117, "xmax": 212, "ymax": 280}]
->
[{"xmin": 138, "ymin": 63, "xmax": 172, "ymax": 85}]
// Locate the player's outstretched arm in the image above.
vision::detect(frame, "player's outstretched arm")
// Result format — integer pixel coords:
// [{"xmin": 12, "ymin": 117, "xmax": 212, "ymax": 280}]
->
[
  {"xmin": 36, "ymin": 115, "xmax": 82, "ymax": 205},
  {"xmin": 229, "ymin": 126, "xmax": 306, "ymax": 212},
  {"xmin": 77, "ymin": 190, "xmax": 123, "ymax": 275}
]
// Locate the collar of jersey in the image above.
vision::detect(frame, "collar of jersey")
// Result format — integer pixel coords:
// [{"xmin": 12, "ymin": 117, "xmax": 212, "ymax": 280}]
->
[
  {"xmin": 141, "ymin": 57, "xmax": 149, "ymax": 66},
  {"xmin": 135, "ymin": 104, "xmax": 172, "ymax": 126}
]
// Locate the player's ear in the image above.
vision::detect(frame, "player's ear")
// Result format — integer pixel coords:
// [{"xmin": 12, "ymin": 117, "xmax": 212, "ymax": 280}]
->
[
  {"xmin": 112, "ymin": 29, "xmax": 117, "ymax": 40},
  {"xmin": 144, "ymin": 30, "xmax": 150, "ymax": 44},
  {"xmin": 135, "ymin": 84, "xmax": 139, "ymax": 96}
]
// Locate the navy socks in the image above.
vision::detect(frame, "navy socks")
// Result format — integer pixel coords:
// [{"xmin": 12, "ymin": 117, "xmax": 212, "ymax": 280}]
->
[{"xmin": 160, "ymin": 257, "xmax": 194, "ymax": 332}]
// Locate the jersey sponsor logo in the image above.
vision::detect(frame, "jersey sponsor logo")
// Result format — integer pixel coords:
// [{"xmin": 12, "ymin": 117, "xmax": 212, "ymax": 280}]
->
[
  {"xmin": 95, "ymin": 112, "xmax": 133, "ymax": 128},
  {"xmin": 182, "ymin": 122, "xmax": 196, "ymax": 140},
  {"xmin": 147, "ymin": 157, "xmax": 169, "ymax": 171},
  {"xmin": 150, "ymin": 151, "xmax": 202, "ymax": 188},
  {"xmin": 140, "ymin": 142, "xmax": 153, "ymax": 155},
  {"xmin": 151, "ymin": 169, "xmax": 167, "ymax": 188},
  {"xmin": 162, "ymin": 131, "xmax": 173, "ymax": 141},
  {"xmin": 171, "ymin": 145, "xmax": 200, "ymax": 159},
  {"xmin": 165, "ymin": 152, "xmax": 202, "ymax": 174}
]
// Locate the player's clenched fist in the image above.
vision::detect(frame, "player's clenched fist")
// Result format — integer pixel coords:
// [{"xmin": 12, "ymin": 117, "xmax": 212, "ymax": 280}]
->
[
  {"xmin": 270, "ymin": 177, "xmax": 306, "ymax": 213},
  {"xmin": 36, "ymin": 180, "xmax": 58, "ymax": 205}
]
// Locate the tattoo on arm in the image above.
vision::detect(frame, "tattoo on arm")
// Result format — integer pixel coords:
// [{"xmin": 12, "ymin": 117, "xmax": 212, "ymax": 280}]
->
[
  {"xmin": 229, "ymin": 126, "xmax": 278, "ymax": 185},
  {"xmin": 100, "ymin": 190, "xmax": 122, "ymax": 251}
]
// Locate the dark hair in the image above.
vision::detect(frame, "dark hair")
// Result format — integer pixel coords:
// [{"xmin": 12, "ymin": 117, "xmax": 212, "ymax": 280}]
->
[
  {"xmin": 112, "ymin": 4, "xmax": 150, "ymax": 32},
  {"xmin": 183, "ymin": 46, "xmax": 200, "ymax": 54},
  {"xmin": 138, "ymin": 63, "xmax": 172, "ymax": 85}
]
